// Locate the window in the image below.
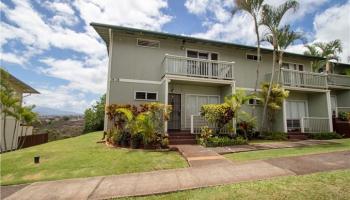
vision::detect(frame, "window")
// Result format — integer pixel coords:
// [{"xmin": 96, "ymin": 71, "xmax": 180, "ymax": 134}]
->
[
  {"xmin": 186, "ymin": 50, "xmax": 218, "ymax": 60},
  {"xmin": 137, "ymin": 38, "xmax": 160, "ymax": 48},
  {"xmin": 282, "ymin": 63, "xmax": 304, "ymax": 71},
  {"xmin": 248, "ymin": 98, "xmax": 261, "ymax": 105},
  {"xmin": 246, "ymin": 54, "xmax": 261, "ymax": 61},
  {"xmin": 135, "ymin": 92, "xmax": 158, "ymax": 101}
]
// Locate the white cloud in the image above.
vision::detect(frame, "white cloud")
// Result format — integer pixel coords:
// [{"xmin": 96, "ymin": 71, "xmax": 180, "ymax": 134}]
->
[
  {"xmin": 1, "ymin": 0, "xmax": 172, "ymax": 112},
  {"xmin": 24, "ymin": 86, "xmax": 89, "ymax": 113},
  {"xmin": 39, "ymin": 57, "xmax": 108, "ymax": 94},
  {"xmin": 313, "ymin": 2, "xmax": 350, "ymax": 63},
  {"xmin": 185, "ymin": 0, "xmax": 329, "ymax": 47},
  {"xmin": 74, "ymin": 0, "xmax": 172, "ymax": 31}
]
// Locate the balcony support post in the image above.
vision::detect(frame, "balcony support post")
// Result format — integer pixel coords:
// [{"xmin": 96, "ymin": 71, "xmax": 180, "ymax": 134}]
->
[
  {"xmin": 326, "ymin": 91, "xmax": 333, "ymax": 132},
  {"xmin": 164, "ymin": 77, "xmax": 169, "ymax": 133}
]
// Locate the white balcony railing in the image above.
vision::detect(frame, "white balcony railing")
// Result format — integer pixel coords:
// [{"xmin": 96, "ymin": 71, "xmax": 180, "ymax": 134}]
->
[
  {"xmin": 327, "ymin": 74, "xmax": 350, "ymax": 87},
  {"xmin": 300, "ymin": 117, "xmax": 330, "ymax": 133},
  {"xmin": 190, "ymin": 115, "xmax": 232, "ymax": 134},
  {"xmin": 265, "ymin": 69, "xmax": 328, "ymax": 89},
  {"xmin": 163, "ymin": 54, "xmax": 234, "ymax": 80}
]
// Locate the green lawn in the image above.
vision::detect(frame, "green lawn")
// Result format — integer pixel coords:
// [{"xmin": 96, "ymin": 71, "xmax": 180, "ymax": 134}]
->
[
  {"xmin": 0, "ymin": 132, "xmax": 187, "ymax": 185},
  {"xmin": 121, "ymin": 170, "xmax": 350, "ymax": 200},
  {"xmin": 225, "ymin": 139, "xmax": 350, "ymax": 162}
]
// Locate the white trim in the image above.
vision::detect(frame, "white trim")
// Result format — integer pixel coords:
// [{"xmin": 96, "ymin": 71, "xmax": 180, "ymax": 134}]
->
[
  {"xmin": 326, "ymin": 91, "xmax": 333, "ymax": 132},
  {"xmin": 104, "ymin": 28, "xmax": 113, "ymax": 132},
  {"xmin": 164, "ymin": 74, "xmax": 232, "ymax": 85},
  {"xmin": 134, "ymin": 91, "xmax": 158, "ymax": 101},
  {"xmin": 164, "ymin": 78, "xmax": 169, "ymax": 133},
  {"xmin": 283, "ymin": 86, "xmax": 329, "ymax": 93},
  {"xmin": 237, "ymin": 87, "xmax": 262, "ymax": 92},
  {"xmin": 119, "ymin": 78, "xmax": 162, "ymax": 85},
  {"xmin": 283, "ymin": 99, "xmax": 287, "ymax": 132},
  {"xmin": 136, "ymin": 38, "xmax": 160, "ymax": 48}
]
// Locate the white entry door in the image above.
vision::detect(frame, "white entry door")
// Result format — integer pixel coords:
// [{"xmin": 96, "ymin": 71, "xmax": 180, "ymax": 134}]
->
[
  {"xmin": 286, "ymin": 100, "xmax": 308, "ymax": 131},
  {"xmin": 185, "ymin": 95, "xmax": 219, "ymax": 128}
]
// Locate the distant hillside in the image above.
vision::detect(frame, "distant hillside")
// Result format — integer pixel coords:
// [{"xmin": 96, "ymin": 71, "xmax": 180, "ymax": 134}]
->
[{"xmin": 34, "ymin": 106, "xmax": 82, "ymax": 116}]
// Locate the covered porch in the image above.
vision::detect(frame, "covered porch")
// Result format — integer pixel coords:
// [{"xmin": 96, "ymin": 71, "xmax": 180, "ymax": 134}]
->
[{"xmin": 282, "ymin": 90, "xmax": 333, "ymax": 134}]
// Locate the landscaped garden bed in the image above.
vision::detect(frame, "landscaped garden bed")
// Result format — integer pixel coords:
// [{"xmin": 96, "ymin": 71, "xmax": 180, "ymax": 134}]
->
[{"xmin": 105, "ymin": 103, "xmax": 171, "ymax": 149}]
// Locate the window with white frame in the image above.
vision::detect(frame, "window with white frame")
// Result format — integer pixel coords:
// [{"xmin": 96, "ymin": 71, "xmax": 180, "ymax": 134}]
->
[
  {"xmin": 137, "ymin": 38, "xmax": 160, "ymax": 48},
  {"xmin": 246, "ymin": 54, "xmax": 261, "ymax": 61},
  {"xmin": 135, "ymin": 91, "xmax": 158, "ymax": 101},
  {"xmin": 248, "ymin": 98, "xmax": 262, "ymax": 105}
]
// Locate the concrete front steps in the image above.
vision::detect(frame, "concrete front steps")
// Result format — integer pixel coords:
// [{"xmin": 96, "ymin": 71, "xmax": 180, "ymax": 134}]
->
[
  {"xmin": 288, "ymin": 132, "xmax": 308, "ymax": 140},
  {"xmin": 168, "ymin": 131, "xmax": 197, "ymax": 145}
]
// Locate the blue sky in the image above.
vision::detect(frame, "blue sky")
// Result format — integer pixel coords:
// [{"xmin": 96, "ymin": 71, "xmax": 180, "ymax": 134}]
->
[{"xmin": 1, "ymin": 0, "xmax": 349, "ymax": 113}]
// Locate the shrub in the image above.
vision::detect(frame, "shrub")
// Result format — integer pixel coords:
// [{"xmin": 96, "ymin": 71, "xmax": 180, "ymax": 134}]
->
[
  {"xmin": 83, "ymin": 94, "xmax": 105, "ymax": 133},
  {"xmin": 338, "ymin": 111, "xmax": 350, "ymax": 121},
  {"xmin": 200, "ymin": 104, "xmax": 234, "ymax": 135},
  {"xmin": 130, "ymin": 133, "xmax": 143, "ymax": 149},
  {"xmin": 262, "ymin": 132, "xmax": 287, "ymax": 140},
  {"xmin": 205, "ymin": 136, "xmax": 247, "ymax": 147},
  {"xmin": 308, "ymin": 132, "xmax": 342, "ymax": 140}
]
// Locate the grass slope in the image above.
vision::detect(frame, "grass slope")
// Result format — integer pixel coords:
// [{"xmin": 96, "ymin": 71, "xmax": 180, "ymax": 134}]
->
[
  {"xmin": 122, "ymin": 170, "xmax": 350, "ymax": 200},
  {"xmin": 1, "ymin": 132, "xmax": 187, "ymax": 185},
  {"xmin": 225, "ymin": 139, "xmax": 350, "ymax": 162}
]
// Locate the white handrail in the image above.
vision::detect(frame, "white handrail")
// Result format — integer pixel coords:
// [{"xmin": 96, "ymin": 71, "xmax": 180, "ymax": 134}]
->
[{"xmin": 300, "ymin": 117, "xmax": 330, "ymax": 133}]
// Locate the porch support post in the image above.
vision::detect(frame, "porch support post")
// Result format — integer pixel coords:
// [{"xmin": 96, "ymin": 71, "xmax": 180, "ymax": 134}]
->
[
  {"xmin": 164, "ymin": 77, "xmax": 169, "ymax": 133},
  {"xmin": 282, "ymin": 99, "xmax": 287, "ymax": 133},
  {"xmin": 232, "ymin": 80, "xmax": 236, "ymax": 135},
  {"xmin": 326, "ymin": 90, "xmax": 333, "ymax": 132}
]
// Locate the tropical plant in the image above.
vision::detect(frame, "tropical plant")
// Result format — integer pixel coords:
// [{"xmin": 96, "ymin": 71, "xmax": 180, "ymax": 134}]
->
[
  {"xmin": 17, "ymin": 105, "xmax": 39, "ymax": 149},
  {"xmin": 83, "ymin": 94, "xmax": 106, "ymax": 133},
  {"xmin": 200, "ymin": 103, "xmax": 234, "ymax": 135},
  {"xmin": 225, "ymin": 89, "xmax": 256, "ymax": 137},
  {"xmin": 1, "ymin": 69, "xmax": 21, "ymax": 151},
  {"xmin": 259, "ymin": 83, "xmax": 289, "ymax": 132},
  {"xmin": 259, "ymin": 0, "xmax": 299, "ymax": 132},
  {"xmin": 264, "ymin": 24, "xmax": 305, "ymax": 81},
  {"xmin": 232, "ymin": 0, "xmax": 265, "ymax": 115},
  {"xmin": 304, "ymin": 39, "xmax": 343, "ymax": 72}
]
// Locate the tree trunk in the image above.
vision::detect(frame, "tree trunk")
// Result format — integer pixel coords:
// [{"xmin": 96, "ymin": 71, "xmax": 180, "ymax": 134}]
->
[
  {"xmin": 326, "ymin": 60, "xmax": 330, "ymax": 73},
  {"xmin": 277, "ymin": 51, "xmax": 284, "ymax": 82},
  {"xmin": 19, "ymin": 126, "xmax": 29, "ymax": 149},
  {"xmin": 17, "ymin": 126, "xmax": 24, "ymax": 150},
  {"xmin": 2, "ymin": 113, "xmax": 7, "ymax": 151},
  {"xmin": 10, "ymin": 120, "xmax": 18, "ymax": 151},
  {"xmin": 252, "ymin": 17, "xmax": 261, "ymax": 119},
  {"xmin": 261, "ymin": 45, "xmax": 278, "ymax": 133}
]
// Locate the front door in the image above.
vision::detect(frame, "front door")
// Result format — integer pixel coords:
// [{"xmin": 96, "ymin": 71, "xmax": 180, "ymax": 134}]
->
[{"xmin": 168, "ymin": 94, "xmax": 181, "ymax": 130}]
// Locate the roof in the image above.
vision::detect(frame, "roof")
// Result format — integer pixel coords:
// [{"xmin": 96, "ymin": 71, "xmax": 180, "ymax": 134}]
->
[
  {"xmin": 91, "ymin": 22, "xmax": 325, "ymax": 60},
  {"xmin": 331, "ymin": 61, "xmax": 350, "ymax": 67},
  {"xmin": 0, "ymin": 68, "xmax": 40, "ymax": 94}
]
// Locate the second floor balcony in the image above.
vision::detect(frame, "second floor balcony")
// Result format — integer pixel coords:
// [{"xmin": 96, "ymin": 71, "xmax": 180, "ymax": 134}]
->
[
  {"xmin": 266, "ymin": 68, "xmax": 328, "ymax": 89},
  {"xmin": 327, "ymin": 74, "xmax": 350, "ymax": 88},
  {"xmin": 163, "ymin": 54, "xmax": 234, "ymax": 80}
]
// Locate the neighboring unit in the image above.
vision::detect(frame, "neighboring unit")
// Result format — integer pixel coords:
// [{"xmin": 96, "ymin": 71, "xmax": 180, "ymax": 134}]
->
[
  {"xmin": 92, "ymin": 23, "xmax": 350, "ymax": 140},
  {"xmin": 0, "ymin": 69, "xmax": 40, "ymax": 152}
]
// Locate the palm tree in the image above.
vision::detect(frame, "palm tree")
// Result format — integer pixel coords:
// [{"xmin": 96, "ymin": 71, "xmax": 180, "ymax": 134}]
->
[
  {"xmin": 264, "ymin": 25, "xmax": 305, "ymax": 80},
  {"xmin": 304, "ymin": 39, "xmax": 343, "ymax": 72},
  {"xmin": 259, "ymin": 0, "xmax": 299, "ymax": 132},
  {"xmin": 232, "ymin": 0, "xmax": 265, "ymax": 115}
]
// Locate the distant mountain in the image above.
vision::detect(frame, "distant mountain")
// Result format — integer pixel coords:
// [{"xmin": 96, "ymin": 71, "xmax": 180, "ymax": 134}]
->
[{"xmin": 34, "ymin": 106, "xmax": 82, "ymax": 116}]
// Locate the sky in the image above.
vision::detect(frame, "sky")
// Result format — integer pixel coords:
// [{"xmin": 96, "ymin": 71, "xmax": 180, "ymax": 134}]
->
[{"xmin": 1, "ymin": 0, "xmax": 350, "ymax": 113}]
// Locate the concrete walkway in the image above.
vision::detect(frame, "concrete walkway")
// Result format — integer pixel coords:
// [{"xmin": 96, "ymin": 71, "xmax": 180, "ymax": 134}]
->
[
  {"xmin": 4, "ymin": 150, "xmax": 350, "ymax": 200},
  {"xmin": 210, "ymin": 140, "xmax": 339, "ymax": 154}
]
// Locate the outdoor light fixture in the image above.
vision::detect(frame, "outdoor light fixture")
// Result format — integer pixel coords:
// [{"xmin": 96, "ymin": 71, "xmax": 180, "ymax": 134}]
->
[{"xmin": 34, "ymin": 156, "xmax": 40, "ymax": 164}]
